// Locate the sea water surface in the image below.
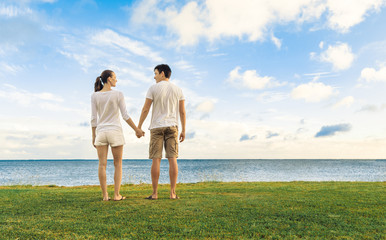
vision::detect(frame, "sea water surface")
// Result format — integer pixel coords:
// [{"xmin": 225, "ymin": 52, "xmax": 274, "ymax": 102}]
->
[{"xmin": 0, "ymin": 159, "xmax": 384, "ymax": 186}]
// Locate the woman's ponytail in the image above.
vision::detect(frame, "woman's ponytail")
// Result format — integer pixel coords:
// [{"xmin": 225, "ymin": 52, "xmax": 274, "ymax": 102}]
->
[
  {"xmin": 94, "ymin": 76, "xmax": 103, "ymax": 92},
  {"xmin": 94, "ymin": 70, "xmax": 113, "ymax": 92}
]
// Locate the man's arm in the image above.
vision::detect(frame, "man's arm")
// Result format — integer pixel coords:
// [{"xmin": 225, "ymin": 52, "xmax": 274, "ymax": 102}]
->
[
  {"xmin": 138, "ymin": 98, "xmax": 153, "ymax": 130},
  {"xmin": 179, "ymin": 100, "xmax": 186, "ymax": 142}
]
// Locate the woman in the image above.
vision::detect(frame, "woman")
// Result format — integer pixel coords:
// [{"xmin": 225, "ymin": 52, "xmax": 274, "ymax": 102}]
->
[{"xmin": 91, "ymin": 70, "xmax": 144, "ymax": 201}]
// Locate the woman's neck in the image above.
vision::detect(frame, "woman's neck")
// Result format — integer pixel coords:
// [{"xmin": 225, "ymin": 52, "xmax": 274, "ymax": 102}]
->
[{"xmin": 100, "ymin": 84, "xmax": 112, "ymax": 92}]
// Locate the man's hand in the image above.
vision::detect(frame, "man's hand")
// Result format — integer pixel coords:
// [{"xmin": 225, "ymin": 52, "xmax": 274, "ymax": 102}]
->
[{"xmin": 179, "ymin": 132, "xmax": 185, "ymax": 142}]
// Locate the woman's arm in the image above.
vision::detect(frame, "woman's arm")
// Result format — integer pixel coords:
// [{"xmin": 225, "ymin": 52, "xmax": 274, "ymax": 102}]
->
[
  {"xmin": 91, "ymin": 94, "xmax": 97, "ymax": 148},
  {"xmin": 92, "ymin": 127, "xmax": 96, "ymax": 148}
]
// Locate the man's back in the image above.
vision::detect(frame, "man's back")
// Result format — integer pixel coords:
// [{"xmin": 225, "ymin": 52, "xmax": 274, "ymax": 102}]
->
[{"xmin": 146, "ymin": 81, "xmax": 184, "ymax": 129}]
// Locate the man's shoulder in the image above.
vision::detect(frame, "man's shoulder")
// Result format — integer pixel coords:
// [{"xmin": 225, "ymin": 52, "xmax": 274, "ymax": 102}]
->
[
  {"xmin": 150, "ymin": 81, "xmax": 182, "ymax": 93},
  {"xmin": 167, "ymin": 81, "xmax": 182, "ymax": 91},
  {"xmin": 147, "ymin": 83, "xmax": 157, "ymax": 93}
]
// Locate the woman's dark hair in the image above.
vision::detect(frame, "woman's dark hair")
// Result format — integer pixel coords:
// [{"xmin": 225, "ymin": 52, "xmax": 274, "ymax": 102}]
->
[
  {"xmin": 154, "ymin": 64, "xmax": 172, "ymax": 79},
  {"xmin": 94, "ymin": 70, "xmax": 113, "ymax": 92}
]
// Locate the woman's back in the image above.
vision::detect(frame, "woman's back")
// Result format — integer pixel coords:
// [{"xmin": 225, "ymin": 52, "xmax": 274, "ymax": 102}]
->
[{"xmin": 91, "ymin": 90, "xmax": 130, "ymax": 133}]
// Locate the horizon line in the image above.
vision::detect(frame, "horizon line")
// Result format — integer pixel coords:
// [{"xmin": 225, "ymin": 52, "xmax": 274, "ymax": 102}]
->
[{"xmin": 1, "ymin": 159, "xmax": 385, "ymax": 161}]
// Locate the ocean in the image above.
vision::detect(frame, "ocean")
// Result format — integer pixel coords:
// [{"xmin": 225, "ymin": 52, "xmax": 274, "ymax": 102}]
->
[{"xmin": 0, "ymin": 159, "xmax": 384, "ymax": 186}]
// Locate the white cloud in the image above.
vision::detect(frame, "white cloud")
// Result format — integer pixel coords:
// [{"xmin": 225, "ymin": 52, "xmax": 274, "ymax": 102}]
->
[
  {"xmin": 0, "ymin": 62, "xmax": 23, "ymax": 75},
  {"xmin": 0, "ymin": 43, "xmax": 19, "ymax": 56},
  {"xmin": 91, "ymin": 29, "xmax": 163, "ymax": 62},
  {"xmin": 205, "ymin": 0, "xmax": 271, "ymax": 42},
  {"xmin": 107, "ymin": 64, "xmax": 152, "ymax": 84},
  {"xmin": 303, "ymin": 71, "xmax": 331, "ymax": 77},
  {"xmin": 333, "ymin": 96, "xmax": 354, "ymax": 109},
  {"xmin": 0, "ymin": 2, "xmax": 53, "ymax": 49},
  {"xmin": 58, "ymin": 50, "xmax": 92, "ymax": 72},
  {"xmin": 0, "ymin": 116, "xmax": 98, "ymax": 160},
  {"xmin": 0, "ymin": 4, "xmax": 32, "ymax": 17},
  {"xmin": 173, "ymin": 60, "xmax": 204, "ymax": 82},
  {"xmin": 357, "ymin": 104, "xmax": 379, "ymax": 112},
  {"xmin": 319, "ymin": 41, "xmax": 324, "ymax": 49},
  {"xmin": 270, "ymin": 33, "xmax": 282, "ymax": 49},
  {"xmin": 357, "ymin": 104, "xmax": 386, "ymax": 113},
  {"xmin": 175, "ymin": 118, "xmax": 386, "ymax": 159},
  {"xmin": 131, "ymin": 0, "xmax": 386, "ymax": 46},
  {"xmin": 34, "ymin": 92, "xmax": 63, "ymax": 102},
  {"xmin": 60, "ymin": 29, "xmax": 163, "ymax": 77},
  {"xmin": 326, "ymin": 0, "xmax": 386, "ymax": 32},
  {"xmin": 130, "ymin": 0, "xmax": 159, "ymax": 26},
  {"xmin": 257, "ymin": 91, "xmax": 288, "ymax": 103},
  {"xmin": 318, "ymin": 42, "xmax": 355, "ymax": 71},
  {"xmin": 166, "ymin": 1, "xmax": 207, "ymax": 46},
  {"xmin": 359, "ymin": 65, "xmax": 386, "ymax": 82},
  {"xmin": 227, "ymin": 66, "xmax": 274, "ymax": 90},
  {"xmin": 0, "ymin": 84, "xmax": 64, "ymax": 106},
  {"xmin": 291, "ymin": 82, "xmax": 336, "ymax": 102},
  {"xmin": 195, "ymin": 99, "xmax": 216, "ymax": 113},
  {"xmin": 174, "ymin": 60, "xmax": 195, "ymax": 71}
]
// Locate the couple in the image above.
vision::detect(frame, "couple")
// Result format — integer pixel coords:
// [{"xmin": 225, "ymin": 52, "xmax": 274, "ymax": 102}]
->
[{"xmin": 91, "ymin": 64, "xmax": 186, "ymax": 201}]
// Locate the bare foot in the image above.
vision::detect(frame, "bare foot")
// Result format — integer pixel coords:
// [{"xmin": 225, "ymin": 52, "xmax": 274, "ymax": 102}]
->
[
  {"xmin": 170, "ymin": 193, "xmax": 179, "ymax": 199},
  {"xmin": 113, "ymin": 195, "xmax": 126, "ymax": 201},
  {"xmin": 145, "ymin": 194, "xmax": 158, "ymax": 200}
]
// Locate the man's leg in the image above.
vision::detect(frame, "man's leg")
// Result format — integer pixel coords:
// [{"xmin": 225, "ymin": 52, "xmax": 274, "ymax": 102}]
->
[
  {"xmin": 165, "ymin": 126, "xmax": 179, "ymax": 199},
  {"xmin": 148, "ymin": 128, "xmax": 163, "ymax": 199},
  {"xmin": 168, "ymin": 157, "xmax": 178, "ymax": 199},
  {"xmin": 96, "ymin": 145, "xmax": 109, "ymax": 201},
  {"xmin": 151, "ymin": 158, "xmax": 161, "ymax": 199}
]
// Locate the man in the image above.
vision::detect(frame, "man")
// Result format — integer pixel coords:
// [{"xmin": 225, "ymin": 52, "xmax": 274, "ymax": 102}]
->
[{"xmin": 138, "ymin": 64, "xmax": 186, "ymax": 200}]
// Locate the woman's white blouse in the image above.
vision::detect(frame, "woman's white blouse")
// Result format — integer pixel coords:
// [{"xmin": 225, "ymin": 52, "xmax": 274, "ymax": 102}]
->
[{"xmin": 91, "ymin": 90, "xmax": 130, "ymax": 133}]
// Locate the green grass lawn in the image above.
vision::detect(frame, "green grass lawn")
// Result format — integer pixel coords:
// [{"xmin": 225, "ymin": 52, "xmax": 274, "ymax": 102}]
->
[{"xmin": 0, "ymin": 182, "xmax": 385, "ymax": 239}]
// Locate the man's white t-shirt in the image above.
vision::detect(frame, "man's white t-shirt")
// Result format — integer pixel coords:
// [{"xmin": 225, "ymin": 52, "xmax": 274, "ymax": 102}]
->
[
  {"xmin": 91, "ymin": 90, "xmax": 130, "ymax": 133},
  {"xmin": 146, "ymin": 81, "xmax": 184, "ymax": 130}
]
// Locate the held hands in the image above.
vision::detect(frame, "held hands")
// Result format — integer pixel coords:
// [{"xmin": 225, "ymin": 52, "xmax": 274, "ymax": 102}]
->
[{"xmin": 135, "ymin": 128, "xmax": 145, "ymax": 138}]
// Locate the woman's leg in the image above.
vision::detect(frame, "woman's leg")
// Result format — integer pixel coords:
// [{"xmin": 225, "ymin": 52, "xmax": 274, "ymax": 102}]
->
[
  {"xmin": 97, "ymin": 145, "xmax": 109, "ymax": 201},
  {"xmin": 111, "ymin": 145, "xmax": 125, "ymax": 200}
]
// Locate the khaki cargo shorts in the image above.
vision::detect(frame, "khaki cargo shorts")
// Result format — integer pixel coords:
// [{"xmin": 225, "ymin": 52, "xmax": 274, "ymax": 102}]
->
[{"xmin": 149, "ymin": 126, "xmax": 178, "ymax": 159}]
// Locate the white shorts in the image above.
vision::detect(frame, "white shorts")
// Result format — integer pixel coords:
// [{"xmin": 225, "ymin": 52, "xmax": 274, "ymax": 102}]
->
[{"xmin": 94, "ymin": 130, "xmax": 125, "ymax": 147}]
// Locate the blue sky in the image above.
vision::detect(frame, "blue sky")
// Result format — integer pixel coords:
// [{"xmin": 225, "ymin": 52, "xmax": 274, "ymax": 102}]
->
[{"xmin": 1, "ymin": 0, "xmax": 386, "ymax": 159}]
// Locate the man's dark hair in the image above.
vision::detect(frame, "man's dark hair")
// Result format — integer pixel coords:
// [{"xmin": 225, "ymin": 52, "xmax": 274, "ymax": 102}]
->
[{"xmin": 154, "ymin": 64, "xmax": 172, "ymax": 79}]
